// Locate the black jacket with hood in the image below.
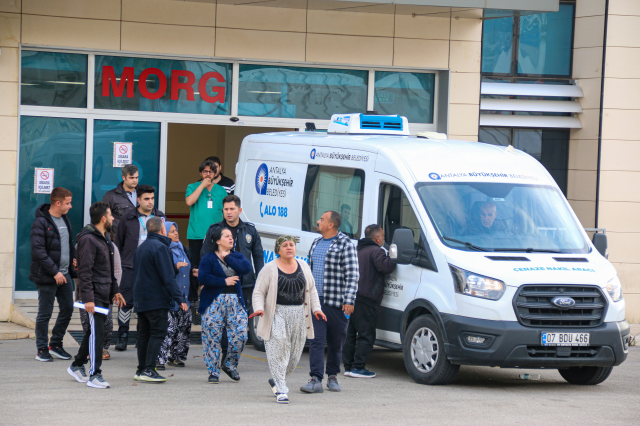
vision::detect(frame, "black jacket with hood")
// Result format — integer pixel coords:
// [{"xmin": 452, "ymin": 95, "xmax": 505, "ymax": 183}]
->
[
  {"xmin": 115, "ymin": 206, "xmax": 165, "ymax": 269},
  {"xmin": 75, "ymin": 224, "xmax": 118, "ymax": 306},
  {"xmin": 133, "ymin": 232, "xmax": 186, "ymax": 313},
  {"xmin": 356, "ymin": 238, "xmax": 397, "ymax": 307},
  {"xmin": 29, "ymin": 204, "xmax": 78, "ymax": 285},
  {"xmin": 102, "ymin": 181, "xmax": 138, "ymax": 238}
]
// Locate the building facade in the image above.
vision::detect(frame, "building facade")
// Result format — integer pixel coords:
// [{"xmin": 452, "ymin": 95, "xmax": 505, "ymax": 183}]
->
[{"xmin": 0, "ymin": 0, "xmax": 638, "ymax": 322}]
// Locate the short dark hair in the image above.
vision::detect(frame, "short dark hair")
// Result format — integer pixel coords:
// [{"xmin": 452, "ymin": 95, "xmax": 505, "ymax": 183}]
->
[
  {"xmin": 121, "ymin": 164, "xmax": 138, "ymax": 178},
  {"xmin": 90, "ymin": 202, "xmax": 110, "ymax": 225},
  {"xmin": 326, "ymin": 210, "xmax": 342, "ymax": 229},
  {"xmin": 205, "ymin": 156, "xmax": 221, "ymax": 166},
  {"xmin": 223, "ymin": 194, "xmax": 241, "ymax": 208},
  {"xmin": 199, "ymin": 160, "xmax": 218, "ymax": 174},
  {"xmin": 146, "ymin": 216, "xmax": 164, "ymax": 234},
  {"xmin": 341, "ymin": 204, "xmax": 351, "ymax": 212},
  {"xmin": 137, "ymin": 184, "xmax": 155, "ymax": 198},
  {"xmin": 210, "ymin": 227, "xmax": 232, "ymax": 253},
  {"xmin": 50, "ymin": 187, "xmax": 72, "ymax": 204},
  {"xmin": 365, "ymin": 224, "xmax": 383, "ymax": 239}
]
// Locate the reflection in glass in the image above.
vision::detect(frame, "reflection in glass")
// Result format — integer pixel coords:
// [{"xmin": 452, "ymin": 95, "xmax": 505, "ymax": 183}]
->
[
  {"xmin": 21, "ymin": 51, "xmax": 88, "ymax": 107},
  {"xmin": 238, "ymin": 65, "xmax": 368, "ymax": 119},
  {"xmin": 92, "ymin": 120, "xmax": 160, "ymax": 204},
  {"xmin": 374, "ymin": 72, "xmax": 435, "ymax": 123},
  {"xmin": 95, "ymin": 56, "xmax": 231, "ymax": 114},
  {"xmin": 481, "ymin": 16, "xmax": 514, "ymax": 74},
  {"xmin": 16, "ymin": 117, "xmax": 86, "ymax": 291}
]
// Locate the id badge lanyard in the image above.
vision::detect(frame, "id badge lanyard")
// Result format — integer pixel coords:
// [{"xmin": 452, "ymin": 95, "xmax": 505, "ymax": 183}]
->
[
  {"xmin": 139, "ymin": 214, "xmax": 154, "ymax": 241},
  {"xmin": 207, "ymin": 192, "xmax": 213, "ymax": 209}
]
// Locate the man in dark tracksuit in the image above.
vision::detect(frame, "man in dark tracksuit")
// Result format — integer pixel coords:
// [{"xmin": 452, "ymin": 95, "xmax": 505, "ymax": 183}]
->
[
  {"xmin": 67, "ymin": 202, "xmax": 125, "ymax": 389},
  {"xmin": 132, "ymin": 217, "xmax": 187, "ymax": 383},
  {"xmin": 200, "ymin": 195, "xmax": 263, "ymax": 354},
  {"xmin": 102, "ymin": 164, "xmax": 139, "ymax": 238},
  {"xmin": 114, "ymin": 185, "xmax": 165, "ymax": 350},
  {"xmin": 342, "ymin": 225, "xmax": 396, "ymax": 378},
  {"xmin": 29, "ymin": 187, "xmax": 77, "ymax": 362}
]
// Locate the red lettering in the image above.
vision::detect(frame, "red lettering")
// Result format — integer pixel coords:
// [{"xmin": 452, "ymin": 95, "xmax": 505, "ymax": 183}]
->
[
  {"xmin": 138, "ymin": 68, "xmax": 167, "ymax": 100},
  {"xmin": 170, "ymin": 70, "xmax": 196, "ymax": 101},
  {"xmin": 102, "ymin": 66, "xmax": 134, "ymax": 98},
  {"xmin": 199, "ymin": 72, "xmax": 226, "ymax": 104}
]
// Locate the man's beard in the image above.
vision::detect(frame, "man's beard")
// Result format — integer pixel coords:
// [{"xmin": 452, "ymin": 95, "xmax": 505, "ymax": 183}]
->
[{"xmin": 105, "ymin": 222, "xmax": 112, "ymax": 233}]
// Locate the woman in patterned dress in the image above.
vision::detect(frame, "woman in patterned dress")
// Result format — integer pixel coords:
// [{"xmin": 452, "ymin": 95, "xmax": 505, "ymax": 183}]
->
[
  {"xmin": 198, "ymin": 228, "xmax": 251, "ymax": 384},
  {"xmin": 251, "ymin": 236, "xmax": 326, "ymax": 404}
]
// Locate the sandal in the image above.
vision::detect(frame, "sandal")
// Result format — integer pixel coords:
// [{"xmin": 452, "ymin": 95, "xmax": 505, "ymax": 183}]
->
[{"xmin": 102, "ymin": 349, "xmax": 110, "ymax": 360}]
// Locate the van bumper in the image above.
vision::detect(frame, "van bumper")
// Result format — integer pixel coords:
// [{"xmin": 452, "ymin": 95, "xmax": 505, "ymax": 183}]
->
[{"xmin": 441, "ymin": 314, "xmax": 630, "ymax": 368}]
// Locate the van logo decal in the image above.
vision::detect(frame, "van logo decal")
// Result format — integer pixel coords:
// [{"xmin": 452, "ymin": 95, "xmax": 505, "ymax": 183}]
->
[
  {"xmin": 310, "ymin": 149, "xmax": 316, "ymax": 160},
  {"xmin": 429, "ymin": 172, "xmax": 441, "ymax": 180},
  {"xmin": 551, "ymin": 297, "xmax": 576, "ymax": 309},
  {"xmin": 255, "ymin": 163, "xmax": 269, "ymax": 195}
]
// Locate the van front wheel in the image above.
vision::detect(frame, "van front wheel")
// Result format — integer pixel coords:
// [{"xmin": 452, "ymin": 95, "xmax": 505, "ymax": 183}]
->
[
  {"xmin": 403, "ymin": 315, "xmax": 459, "ymax": 385},
  {"xmin": 558, "ymin": 366, "xmax": 613, "ymax": 385},
  {"xmin": 248, "ymin": 315, "xmax": 265, "ymax": 352}
]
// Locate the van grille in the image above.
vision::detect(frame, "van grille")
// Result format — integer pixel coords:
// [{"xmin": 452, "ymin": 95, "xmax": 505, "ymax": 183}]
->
[
  {"xmin": 553, "ymin": 257, "xmax": 589, "ymax": 262},
  {"xmin": 527, "ymin": 345, "xmax": 600, "ymax": 358},
  {"xmin": 513, "ymin": 285, "xmax": 607, "ymax": 328}
]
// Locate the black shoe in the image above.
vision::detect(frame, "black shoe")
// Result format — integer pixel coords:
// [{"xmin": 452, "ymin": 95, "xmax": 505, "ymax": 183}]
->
[
  {"xmin": 115, "ymin": 333, "xmax": 128, "ymax": 351},
  {"xmin": 49, "ymin": 344, "xmax": 72, "ymax": 360},
  {"xmin": 156, "ymin": 364, "xmax": 165, "ymax": 371},
  {"xmin": 35, "ymin": 348, "xmax": 53, "ymax": 362},
  {"xmin": 139, "ymin": 368, "xmax": 166, "ymax": 383},
  {"xmin": 221, "ymin": 365, "xmax": 240, "ymax": 382},
  {"xmin": 208, "ymin": 374, "xmax": 219, "ymax": 384}
]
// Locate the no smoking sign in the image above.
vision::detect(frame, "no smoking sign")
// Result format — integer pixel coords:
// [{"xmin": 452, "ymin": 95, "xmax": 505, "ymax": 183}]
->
[
  {"xmin": 113, "ymin": 142, "xmax": 133, "ymax": 168},
  {"xmin": 34, "ymin": 168, "xmax": 54, "ymax": 194}
]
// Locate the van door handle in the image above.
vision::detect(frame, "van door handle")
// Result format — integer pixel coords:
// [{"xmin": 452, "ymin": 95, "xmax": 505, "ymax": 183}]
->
[{"xmin": 258, "ymin": 231, "xmax": 301, "ymax": 243}]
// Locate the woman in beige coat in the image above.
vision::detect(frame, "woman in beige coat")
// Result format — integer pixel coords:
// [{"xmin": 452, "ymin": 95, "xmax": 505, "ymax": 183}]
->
[{"xmin": 251, "ymin": 236, "xmax": 326, "ymax": 404}]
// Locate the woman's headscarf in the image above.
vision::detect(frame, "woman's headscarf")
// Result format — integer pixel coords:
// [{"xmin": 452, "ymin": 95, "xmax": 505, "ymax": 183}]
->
[
  {"xmin": 275, "ymin": 235, "xmax": 297, "ymax": 255},
  {"xmin": 165, "ymin": 221, "xmax": 187, "ymax": 263}
]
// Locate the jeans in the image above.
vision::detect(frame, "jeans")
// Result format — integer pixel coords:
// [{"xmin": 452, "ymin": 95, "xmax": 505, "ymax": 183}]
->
[
  {"xmin": 136, "ymin": 309, "xmax": 169, "ymax": 372},
  {"xmin": 72, "ymin": 302, "xmax": 107, "ymax": 376},
  {"xmin": 309, "ymin": 298, "xmax": 349, "ymax": 380},
  {"xmin": 342, "ymin": 298, "xmax": 378, "ymax": 371},
  {"xmin": 35, "ymin": 275, "xmax": 74, "ymax": 350}
]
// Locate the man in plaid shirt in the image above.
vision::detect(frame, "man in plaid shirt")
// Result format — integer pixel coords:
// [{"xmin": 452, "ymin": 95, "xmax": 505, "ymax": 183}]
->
[{"xmin": 300, "ymin": 211, "xmax": 359, "ymax": 394}]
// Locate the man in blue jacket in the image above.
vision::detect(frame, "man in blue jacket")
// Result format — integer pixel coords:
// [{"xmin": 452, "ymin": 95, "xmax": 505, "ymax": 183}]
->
[{"xmin": 132, "ymin": 217, "xmax": 187, "ymax": 383}]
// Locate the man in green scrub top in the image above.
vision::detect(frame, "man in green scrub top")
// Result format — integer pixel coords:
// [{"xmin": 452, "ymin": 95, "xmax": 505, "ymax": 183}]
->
[{"xmin": 185, "ymin": 159, "xmax": 227, "ymax": 268}]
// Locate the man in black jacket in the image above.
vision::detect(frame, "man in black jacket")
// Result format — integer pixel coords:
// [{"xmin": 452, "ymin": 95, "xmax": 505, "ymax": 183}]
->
[
  {"xmin": 114, "ymin": 184, "xmax": 166, "ymax": 351},
  {"xmin": 29, "ymin": 187, "xmax": 78, "ymax": 362},
  {"xmin": 67, "ymin": 202, "xmax": 125, "ymax": 389},
  {"xmin": 342, "ymin": 224, "xmax": 396, "ymax": 379},
  {"xmin": 102, "ymin": 164, "xmax": 138, "ymax": 238},
  {"xmin": 132, "ymin": 217, "xmax": 187, "ymax": 383}
]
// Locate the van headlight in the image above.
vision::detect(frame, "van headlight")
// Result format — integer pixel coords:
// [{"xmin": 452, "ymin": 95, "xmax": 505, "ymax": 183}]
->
[
  {"xmin": 606, "ymin": 276, "xmax": 623, "ymax": 302},
  {"xmin": 449, "ymin": 265, "xmax": 505, "ymax": 301}
]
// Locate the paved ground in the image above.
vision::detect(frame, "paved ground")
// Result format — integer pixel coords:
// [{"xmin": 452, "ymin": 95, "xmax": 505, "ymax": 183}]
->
[{"xmin": 1, "ymin": 339, "xmax": 638, "ymax": 426}]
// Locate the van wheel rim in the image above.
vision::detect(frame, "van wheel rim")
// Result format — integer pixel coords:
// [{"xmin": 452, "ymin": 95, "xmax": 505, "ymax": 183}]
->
[
  {"xmin": 411, "ymin": 327, "xmax": 438, "ymax": 373},
  {"xmin": 251, "ymin": 316, "xmax": 263, "ymax": 343}
]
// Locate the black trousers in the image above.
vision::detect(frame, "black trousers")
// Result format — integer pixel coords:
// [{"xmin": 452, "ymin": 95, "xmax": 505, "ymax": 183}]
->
[
  {"xmin": 118, "ymin": 268, "xmax": 135, "ymax": 336},
  {"xmin": 188, "ymin": 239, "xmax": 203, "ymax": 268},
  {"xmin": 221, "ymin": 288, "xmax": 253, "ymax": 355},
  {"xmin": 136, "ymin": 309, "xmax": 169, "ymax": 372},
  {"xmin": 72, "ymin": 302, "xmax": 107, "ymax": 376},
  {"xmin": 35, "ymin": 275, "xmax": 73, "ymax": 350},
  {"xmin": 342, "ymin": 298, "xmax": 378, "ymax": 371},
  {"xmin": 309, "ymin": 298, "xmax": 349, "ymax": 380}
]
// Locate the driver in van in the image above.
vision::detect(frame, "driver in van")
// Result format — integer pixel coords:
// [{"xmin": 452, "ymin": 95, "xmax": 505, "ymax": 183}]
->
[{"xmin": 465, "ymin": 202, "xmax": 509, "ymax": 235}]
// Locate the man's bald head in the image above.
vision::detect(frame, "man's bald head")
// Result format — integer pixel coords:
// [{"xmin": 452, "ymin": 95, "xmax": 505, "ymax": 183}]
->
[{"xmin": 479, "ymin": 202, "xmax": 497, "ymax": 228}]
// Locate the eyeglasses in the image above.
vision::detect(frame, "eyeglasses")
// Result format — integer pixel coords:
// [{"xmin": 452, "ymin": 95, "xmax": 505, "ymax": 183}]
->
[{"xmin": 201, "ymin": 170, "xmax": 215, "ymax": 175}]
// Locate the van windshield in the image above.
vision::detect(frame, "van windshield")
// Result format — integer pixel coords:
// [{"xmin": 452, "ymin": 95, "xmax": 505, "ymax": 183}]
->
[{"xmin": 416, "ymin": 182, "xmax": 590, "ymax": 254}]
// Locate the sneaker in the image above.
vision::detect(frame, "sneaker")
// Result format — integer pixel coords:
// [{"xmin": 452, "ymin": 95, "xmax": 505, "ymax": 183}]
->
[
  {"xmin": 67, "ymin": 365, "xmax": 89, "ymax": 383},
  {"xmin": 327, "ymin": 375, "xmax": 341, "ymax": 392},
  {"xmin": 300, "ymin": 377, "xmax": 323, "ymax": 393},
  {"xmin": 156, "ymin": 364, "xmax": 165, "ymax": 371},
  {"xmin": 133, "ymin": 370, "xmax": 142, "ymax": 381},
  {"xmin": 49, "ymin": 345, "xmax": 72, "ymax": 360},
  {"xmin": 208, "ymin": 374, "xmax": 219, "ymax": 384},
  {"xmin": 138, "ymin": 368, "xmax": 166, "ymax": 383},
  {"xmin": 222, "ymin": 365, "xmax": 240, "ymax": 382},
  {"xmin": 102, "ymin": 349, "xmax": 110, "ymax": 360},
  {"xmin": 350, "ymin": 368, "xmax": 376, "ymax": 378},
  {"xmin": 35, "ymin": 348, "xmax": 53, "ymax": 362},
  {"xmin": 170, "ymin": 359, "xmax": 185, "ymax": 367},
  {"xmin": 268, "ymin": 378, "xmax": 277, "ymax": 396},
  {"xmin": 87, "ymin": 374, "xmax": 110, "ymax": 389},
  {"xmin": 344, "ymin": 370, "xmax": 352, "ymax": 377},
  {"xmin": 276, "ymin": 393, "xmax": 289, "ymax": 404}
]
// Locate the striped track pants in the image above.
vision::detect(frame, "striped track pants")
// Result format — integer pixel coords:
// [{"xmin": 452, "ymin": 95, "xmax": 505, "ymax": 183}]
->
[{"xmin": 72, "ymin": 306, "xmax": 107, "ymax": 376}]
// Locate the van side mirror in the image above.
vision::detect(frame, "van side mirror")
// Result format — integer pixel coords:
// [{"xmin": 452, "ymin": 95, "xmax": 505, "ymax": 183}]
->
[
  {"xmin": 390, "ymin": 228, "xmax": 418, "ymax": 265},
  {"xmin": 592, "ymin": 233, "xmax": 608, "ymax": 258}
]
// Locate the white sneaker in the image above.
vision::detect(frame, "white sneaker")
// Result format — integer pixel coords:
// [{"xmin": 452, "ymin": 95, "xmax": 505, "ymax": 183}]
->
[
  {"xmin": 87, "ymin": 374, "xmax": 110, "ymax": 389},
  {"xmin": 344, "ymin": 370, "xmax": 352, "ymax": 377},
  {"xmin": 276, "ymin": 393, "xmax": 289, "ymax": 404},
  {"xmin": 67, "ymin": 365, "xmax": 89, "ymax": 383}
]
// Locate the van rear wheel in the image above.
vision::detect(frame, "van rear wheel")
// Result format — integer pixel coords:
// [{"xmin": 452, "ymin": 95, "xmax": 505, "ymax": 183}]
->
[
  {"xmin": 558, "ymin": 366, "xmax": 613, "ymax": 385},
  {"xmin": 248, "ymin": 314, "xmax": 265, "ymax": 352},
  {"xmin": 403, "ymin": 315, "xmax": 459, "ymax": 385}
]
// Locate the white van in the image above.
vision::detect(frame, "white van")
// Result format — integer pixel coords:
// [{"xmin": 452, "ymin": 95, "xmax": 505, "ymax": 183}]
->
[{"xmin": 235, "ymin": 113, "xmax": 630, "ymax": 385}]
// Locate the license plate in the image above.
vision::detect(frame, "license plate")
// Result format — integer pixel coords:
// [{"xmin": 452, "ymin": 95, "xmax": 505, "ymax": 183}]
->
[{"xmin": 542, "ymin": 332, "xmax": 590, "ymax": 346}]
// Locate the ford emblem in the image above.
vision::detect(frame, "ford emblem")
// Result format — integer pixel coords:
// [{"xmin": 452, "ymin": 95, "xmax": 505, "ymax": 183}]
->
[{"xmin": 551, "ymin": 296, "xmax": 576, "ymax": 308}]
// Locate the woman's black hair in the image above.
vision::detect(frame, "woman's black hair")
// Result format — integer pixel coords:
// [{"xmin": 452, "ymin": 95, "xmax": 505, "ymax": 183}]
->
[{"xmin": 210, "ymin": 227, "xmax": 232, "ymax": 253}]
